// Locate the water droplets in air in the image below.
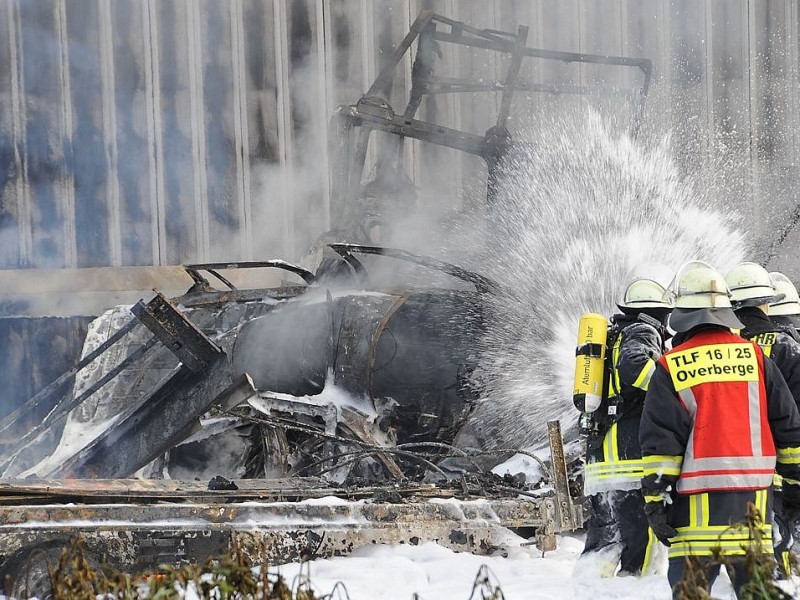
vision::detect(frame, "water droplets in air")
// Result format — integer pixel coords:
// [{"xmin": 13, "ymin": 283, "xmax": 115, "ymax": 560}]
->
[{"xmin": 461, "ymin": 109, "xmax": 745, "ymax": 449}]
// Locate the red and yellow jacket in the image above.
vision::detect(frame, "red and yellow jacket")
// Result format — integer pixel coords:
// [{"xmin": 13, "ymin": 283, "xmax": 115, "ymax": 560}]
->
[{"xmin": 639, "ymin": 326, "xmax": 800, "ymax": 558}]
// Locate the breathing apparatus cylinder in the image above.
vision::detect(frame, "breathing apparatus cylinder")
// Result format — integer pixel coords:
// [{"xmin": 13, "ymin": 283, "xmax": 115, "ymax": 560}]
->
[{"xmin": 573, "ymin": 313, "xmax": 608, "ymax": 434}]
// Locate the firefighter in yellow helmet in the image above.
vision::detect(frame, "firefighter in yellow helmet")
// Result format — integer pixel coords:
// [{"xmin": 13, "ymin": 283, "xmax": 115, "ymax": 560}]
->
[
  {"xmin": 640, "ymin": 261, "xmax": 800, "ymax": 597},
  {"xmin": 576, "ymin": 277, "xmax": 672, "ymax": 577},
  {"xmin": 769, "ymin": 272, "xmax": 800, "ymax": 342}
]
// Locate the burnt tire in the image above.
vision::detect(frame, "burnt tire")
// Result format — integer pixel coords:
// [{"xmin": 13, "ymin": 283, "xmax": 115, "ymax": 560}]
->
[{"xmin": 0, "ymin": 542, "xmax": 64, "ymax": 600}]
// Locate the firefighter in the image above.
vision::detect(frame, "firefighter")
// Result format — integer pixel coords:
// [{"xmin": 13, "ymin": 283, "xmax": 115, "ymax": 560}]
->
[
  {"xmin": 726, "ymin": 263, "xmax": 800, "ymax": 574},
  {"xmin": 576, "ymin": 277, "xmax": 673, "ymax": 577},
  {"xmin": 725, "ymin": 262, "xmax": 800, "ymax": 400},
  {"xmin": 769, "ymin": 272, "xmax": 800, "ymax": 342},
  {"xmin": 640, "ymin": 261, "xmax": 800, "ymax": 597}
]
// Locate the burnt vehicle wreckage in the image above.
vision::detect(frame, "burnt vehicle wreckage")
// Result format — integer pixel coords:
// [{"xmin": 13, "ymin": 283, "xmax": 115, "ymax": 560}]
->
[{"xmin": 0, "ymin": 11, "xmax": 651, "ymax": 596}]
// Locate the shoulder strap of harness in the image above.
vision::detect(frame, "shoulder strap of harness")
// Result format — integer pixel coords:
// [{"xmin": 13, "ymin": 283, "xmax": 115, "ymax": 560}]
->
[{"xmin": 605, "ymin": 323, "xmax": 623, "ymax": 398}]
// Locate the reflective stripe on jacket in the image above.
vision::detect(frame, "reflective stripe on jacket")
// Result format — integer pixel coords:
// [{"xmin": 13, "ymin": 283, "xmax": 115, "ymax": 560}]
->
[
  {"xmin": 658, "ymin": 329, "xmax": 775, "ymax": 494},
  {"xmin": 666, "ymin": 489, "xmax": 772, "ymax": 559},
  {"xmin": 584, "ymin": 317, "xmax": 663, "ymax": 494},
  {"xmin": 640, "ymin": 326, "xmax": 800, "ymax": 558},
  {"xmin": 584, "ymin": 421, "xmax": 644, "ymax": 493}
]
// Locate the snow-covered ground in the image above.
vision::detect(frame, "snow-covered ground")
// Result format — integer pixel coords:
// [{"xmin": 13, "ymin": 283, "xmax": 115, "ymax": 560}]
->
[
  {"xmin": 254, "ymin": 441, "xmax": 800, "ymax": 599},
  {"xmin": 4, "ymin": 533, "xmax": 799, "ymax": 599},
  {"xmin": 271, "ymin": 532, "xmax": 734, "ymax": 600}
]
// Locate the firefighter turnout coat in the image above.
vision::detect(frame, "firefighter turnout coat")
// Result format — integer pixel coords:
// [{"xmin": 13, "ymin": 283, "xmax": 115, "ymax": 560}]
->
[
  {"xmin": 584, "ymin": 314, "xmax": 665, "ymax": 495},
  {"xmin": 639, "ymin": 326, "xmax": 800, "ymax": 560},
  {"xmin": 737, "ymin": 306, "xmax": 800, "ymax": 402}
]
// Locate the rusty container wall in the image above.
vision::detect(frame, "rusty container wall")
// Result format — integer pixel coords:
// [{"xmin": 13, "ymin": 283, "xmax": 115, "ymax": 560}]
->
[
  {"xmin": 1, "ymin": 1, "xmax": 800, "ymax": 272},
  {"xmin": 3, "ymin": 1, "xmax": 800, "ymax": 418}
]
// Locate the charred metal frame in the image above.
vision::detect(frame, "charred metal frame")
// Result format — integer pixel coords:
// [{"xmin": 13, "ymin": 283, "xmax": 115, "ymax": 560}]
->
[
  {"xmin": 0, "ymin": 478, "xmax": 565, "ymax": 576},
  {"xmin": 131, "ymin": 292, "xmax": 222, "ymax": 372},
  {"xmin": 184, "ymin": 261, "xmax": 317, "ymax": 290},
  {"xmin": 0, "ymin": 243, "xmax": 498, "ymax": 479},
  {"xmin": 0, "ymin": 318, "xmax": 138, "ymax": 450},
  {"xmin": 329, "ymin": 10, "xmax": 653, "ymax": 234},
  {"xmin": 0, "ymin": 419, "xmax": 581, "ymax": 583},
  {"xmin": 327, "ymin": 242, "xmax": 498, "ymax": 293}
]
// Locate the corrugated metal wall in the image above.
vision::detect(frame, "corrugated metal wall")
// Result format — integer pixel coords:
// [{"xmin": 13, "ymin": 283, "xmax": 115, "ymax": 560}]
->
[{"xmin": 1, "ymin": 0, "xmax": 799, "ymax": 272}]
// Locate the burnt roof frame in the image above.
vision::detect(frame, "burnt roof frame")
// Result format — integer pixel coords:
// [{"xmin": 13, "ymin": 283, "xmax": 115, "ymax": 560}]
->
[
  {"xmin": 328, "ymin": 10, "xmax": 653, "ymax": 234},
  {"xmin": 183, "ymin": 261, "xmax": 317, "ymax": 290},
  {"xmin": 327, "ymin": 243, "xmax": 498, "ymax": 294},
  {"xmin": 367, "ymin": 11, "xmax": 652, "ymax": 130}
]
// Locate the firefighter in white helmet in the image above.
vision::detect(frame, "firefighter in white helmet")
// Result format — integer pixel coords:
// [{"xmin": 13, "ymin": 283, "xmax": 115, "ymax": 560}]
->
[
  {"xmin": 724, "ymin": 262, "xmax": 800, "ymax": 399},
  {"xmin": 769, "ymin": 272, "xmax": 800, "ymax": 342},
  {"xmin": 576, "ymin": 277, "xmax": 672, "ymax": 577},
  {"xmin": 726, "ymin": 262, "xmax": 800, "ymax": 575},
  {"xmin": 640, "ymin": 261, "xmax": 800, "ymax": 597}
]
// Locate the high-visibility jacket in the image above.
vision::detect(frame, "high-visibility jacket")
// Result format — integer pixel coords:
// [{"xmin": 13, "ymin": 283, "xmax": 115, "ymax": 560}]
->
[
  {"xmin": 584, "ymin": 315, "xmax": 664, "ymax": 494},
  {"xmin": 640, "ymin": 326, "xmax": 800, "ymax": 558},
  {"xmin": 737, "ymin": 306, "xmax": 800, "ymax": 403},
  {"xmin": 771, "ymin": 314, "xmax": 800, "ymax": 343},
  {"xmin": 738, "ymin": 307, "xmax": 800, "ymax": 489}
]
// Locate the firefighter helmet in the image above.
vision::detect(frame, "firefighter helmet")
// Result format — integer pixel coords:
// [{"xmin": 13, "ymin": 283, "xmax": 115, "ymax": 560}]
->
[
  {"xmin": 670, "ymin": 261, "xmax": 732, "ymax": 309},
  {"xmin": 617, "ymin": 278, "xmax": 673, "ymax": 313},
  {"xmin": 725, "ymin": 262, "xmax": 785, "ymax": 308},
  {"xmin": 667, "ymin": 261, "xmax": 744, "ymax": 332},
  {"xmin": 769, "ymin": 272, "xmax": 800, "ymax": 316}
]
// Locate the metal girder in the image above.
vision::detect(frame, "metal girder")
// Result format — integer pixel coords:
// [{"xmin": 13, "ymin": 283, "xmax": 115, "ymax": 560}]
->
[
  {"xmin": 365, "ymin": 10, "xmax": 435, "ymax": 100},
  {"xmin": 0, "ymin": 492, "xmax": 559, "ymax": 568},
  {"xmin": 0, "ymin": 317, "xmax": 137, "ymax": 449},
  {"xmin": 497, "ymin": 25, "xmax": 529, "ymax": 130},
  {"xmin": 131, "ymin": 292, "xmax": 222, "ymax": 372},
  {"xmin": 45, "ymin": 364, "xmax": 251, "ymax": 479},
  {"xmin": 547, "ymin": 420, "xmax": 580, "ymax": 532},
  {"xmin": 333, "ymin": 99, "xmax": 489, "ymax": 158}
]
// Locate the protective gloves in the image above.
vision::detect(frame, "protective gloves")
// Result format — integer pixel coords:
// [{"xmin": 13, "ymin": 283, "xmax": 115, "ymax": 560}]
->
[{"xmin": 644, "ymin": 501, "xmax": 678, "ymax": 546}]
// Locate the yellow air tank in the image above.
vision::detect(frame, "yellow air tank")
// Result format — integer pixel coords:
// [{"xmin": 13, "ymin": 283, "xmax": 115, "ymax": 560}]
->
[{"xmin": 573, "ymin": 313, "xmax": 608, "ymax": 413}]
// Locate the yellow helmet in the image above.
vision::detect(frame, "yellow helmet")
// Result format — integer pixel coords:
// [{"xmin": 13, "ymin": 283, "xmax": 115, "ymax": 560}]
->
[
  {"xmin": 725, "ymin": 262, "xmax": 784, "ymax": 307},
  {"xmin": 618, "ymin": 278, "xmax": 673, "ymax": 311},
  {"xmin": 769, "ymin": 272, "xmax": 800, "ymax": 316}
]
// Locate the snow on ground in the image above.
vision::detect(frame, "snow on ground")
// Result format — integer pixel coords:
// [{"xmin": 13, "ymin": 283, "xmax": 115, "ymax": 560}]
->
[
  {"xmin": 4, "ymin": 454, "xmax": 797, "ymax": 598},
  {"xmin": 221, "ymin": 451, "xmax": 794, "ymax": 598},
  {"xmin": 3, "ymin": 530, "xmax": 800, "ymax": 599},
  {"xmin": 271, "ymin": 532, "xmax": 758, "ymax": 600},
  {"xmin": 0, "ymin": 537, "xmax": 652, "ymax": 600}
]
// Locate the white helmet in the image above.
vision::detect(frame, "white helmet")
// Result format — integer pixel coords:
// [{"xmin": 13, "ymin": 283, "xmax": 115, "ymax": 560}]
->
[
  {"xmin": 669, "ymin": 261, "xmax": 732, "ymax": 309},
  {"xmin": 617, "ymin": 278, "xmax": 673, "ymax": 311},
  {"xmin": 667, "ymin": 261, "xmax": 744, "ymax": 332},
  {"xmin": 769, "ymin": 272, "xmax": 800, "ymax": 316},
  {"xmin": 725, "ymin": 262, "xmax": 785, "ymax": 308}
]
